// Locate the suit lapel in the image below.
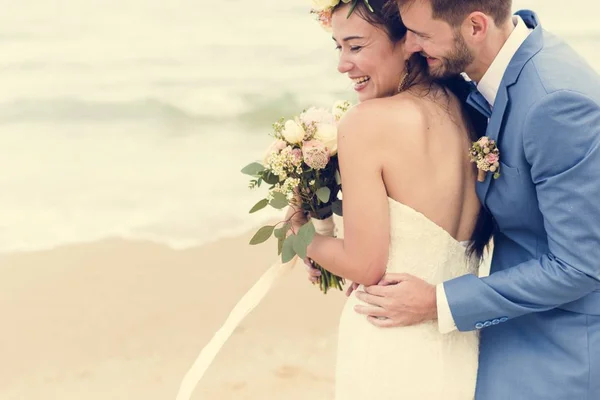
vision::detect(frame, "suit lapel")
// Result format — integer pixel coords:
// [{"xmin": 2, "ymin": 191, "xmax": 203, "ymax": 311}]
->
[{"xmin": 477, "ymin": 10, "xmax": 544, "ymax": 204}]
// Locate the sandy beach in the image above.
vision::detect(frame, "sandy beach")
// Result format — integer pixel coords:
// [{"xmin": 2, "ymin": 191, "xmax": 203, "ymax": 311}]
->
[{"xmin": 0, "ymin": 232, "xmax": 347, "ymax": 400}]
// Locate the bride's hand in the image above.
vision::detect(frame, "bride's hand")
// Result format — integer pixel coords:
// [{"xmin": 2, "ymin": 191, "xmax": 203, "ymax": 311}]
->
[
  {"xmin": 345, "ymin": 282, "xmax": 360, "ymax": 297},
  {"xmin": 303, "ymin": 258, "xmax": 321, "ymax": 283}
]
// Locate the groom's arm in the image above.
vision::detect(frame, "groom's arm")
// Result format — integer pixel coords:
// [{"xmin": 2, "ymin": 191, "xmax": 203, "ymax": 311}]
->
[{"xmin": 443, "ymin": 90, "xmax": 600, "ymax": 332}]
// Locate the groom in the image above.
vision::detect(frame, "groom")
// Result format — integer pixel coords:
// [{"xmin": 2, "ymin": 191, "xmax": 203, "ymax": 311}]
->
[{"xmin": 349, "ymin": 0, "xmax": 600, "ymax": 399}]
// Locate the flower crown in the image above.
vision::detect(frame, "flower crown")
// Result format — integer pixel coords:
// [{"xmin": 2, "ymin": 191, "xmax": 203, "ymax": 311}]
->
[{"xmin": 310, "ymin": 0, "xmax": 374, "ymax": 31}]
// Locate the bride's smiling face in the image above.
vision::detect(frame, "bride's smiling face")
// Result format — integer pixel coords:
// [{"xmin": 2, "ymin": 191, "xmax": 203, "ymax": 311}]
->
[{"xmin": 332, "ymin": 5, "xmax": 407, "ymax": 102}]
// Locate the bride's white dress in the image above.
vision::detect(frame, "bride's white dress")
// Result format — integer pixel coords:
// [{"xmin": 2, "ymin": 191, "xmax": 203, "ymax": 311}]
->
[{"xmin": 335, "ymin": 197, "xmax": 480, "ymax": 399}]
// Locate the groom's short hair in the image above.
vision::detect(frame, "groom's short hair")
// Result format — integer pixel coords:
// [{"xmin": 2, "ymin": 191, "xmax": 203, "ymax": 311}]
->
[{"xmin": 399, "ymin": 0, "xmax": 512, "ymax": 27}]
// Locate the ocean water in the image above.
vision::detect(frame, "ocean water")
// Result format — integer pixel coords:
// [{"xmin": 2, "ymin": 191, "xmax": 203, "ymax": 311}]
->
[{"xmin": 0, "ymin": 0, "xmax": 598, "ymax": 253}]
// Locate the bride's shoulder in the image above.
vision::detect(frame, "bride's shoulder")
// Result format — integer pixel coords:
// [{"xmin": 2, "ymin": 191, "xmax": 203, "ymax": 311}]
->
[{"xmin": 338, "ymin": 95, "xmax": 427, "ymax": 143}]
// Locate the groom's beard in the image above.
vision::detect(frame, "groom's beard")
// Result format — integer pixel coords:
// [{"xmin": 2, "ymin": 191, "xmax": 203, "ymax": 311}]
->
[{"xmin": 425, "ymin": 32, "xmax": 474, "ymax": 79}]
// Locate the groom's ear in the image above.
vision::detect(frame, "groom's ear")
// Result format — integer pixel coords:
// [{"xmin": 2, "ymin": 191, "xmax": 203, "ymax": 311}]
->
[{"xmin": 462, "ymin": 11, "xmax": 490, "ymax": 44}]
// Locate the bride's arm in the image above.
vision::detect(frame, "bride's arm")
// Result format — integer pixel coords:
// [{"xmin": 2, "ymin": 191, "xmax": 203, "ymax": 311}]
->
[{"xmin": 306, "ymin": 104, "xmax": 390, "ymax": 286}]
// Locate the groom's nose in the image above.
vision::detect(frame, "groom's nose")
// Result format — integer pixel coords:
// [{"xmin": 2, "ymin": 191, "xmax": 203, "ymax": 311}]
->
[{"xmin": 404, "ymin": 31, "xmax": 423, "ymax": 54}]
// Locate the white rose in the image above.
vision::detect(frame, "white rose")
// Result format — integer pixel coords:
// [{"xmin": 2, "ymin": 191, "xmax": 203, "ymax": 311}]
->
[
  {"xmin": 282, "ymin": 119, "xmax": 306, "ymax": 144},
  {"xmin": 314, "ymin": 123, "xmax": 338, "ymax": 155},
  {"xmin": 310, "ymin": 0, "xmax": 339, "ymax": 10}
]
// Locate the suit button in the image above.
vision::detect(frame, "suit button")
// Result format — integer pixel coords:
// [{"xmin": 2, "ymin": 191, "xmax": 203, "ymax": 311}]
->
[
  {"xmin": 492, "ymin": 319, "xmax": 500, "ymax": 325},
  {"xmin": 483, "ymin": 321, "xmax": 492, "ymax": 327},
  {"xmin": 475, "ymin": 322, "xmax": 484, "ymax": 329},
  {"xmin": 500, "ymin": 317, "xmax": 508, "ymax": 323}
]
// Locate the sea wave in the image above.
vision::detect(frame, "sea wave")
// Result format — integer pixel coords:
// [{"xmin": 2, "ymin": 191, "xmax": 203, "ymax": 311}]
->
[
  {"xmin": 0, "ymin": 98, "xmax": 202, "ymax": 124},
  {"xmin": 0, "ymin": 92, "xmax": 342, "ymax": 129}
]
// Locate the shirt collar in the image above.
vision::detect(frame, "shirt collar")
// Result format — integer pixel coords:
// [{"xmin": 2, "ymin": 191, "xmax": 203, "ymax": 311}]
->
[{"xmin": 477, "ymin": 15, "xmax": 531, "ymax": 106}]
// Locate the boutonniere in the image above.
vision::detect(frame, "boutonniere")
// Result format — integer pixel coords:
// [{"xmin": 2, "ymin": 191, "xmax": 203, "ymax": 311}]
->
[{"xmin": 470, "ymin": 137, "xmax": 500, "ymax": 182}]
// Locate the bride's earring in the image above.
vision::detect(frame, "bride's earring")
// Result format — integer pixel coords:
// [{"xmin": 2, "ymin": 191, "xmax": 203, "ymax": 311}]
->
[
  {"xmin": 397, "ymin": 72, "xmax": 409, "ymax": 93},
  {"xmin": 397, "ymin": 62, "xmax": 411, "ymax": 93}
]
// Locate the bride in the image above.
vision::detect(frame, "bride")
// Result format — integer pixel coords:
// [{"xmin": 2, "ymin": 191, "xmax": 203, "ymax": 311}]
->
[{"xmin": 290, "ymin": 0, "xmax": 493, "ymax": 398}]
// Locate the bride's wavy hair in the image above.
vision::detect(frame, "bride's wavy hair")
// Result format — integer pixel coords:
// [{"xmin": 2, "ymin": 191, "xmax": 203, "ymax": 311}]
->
[{"xmin": 333, "ymin": 0, "xmax": 495, "ymax": 262}]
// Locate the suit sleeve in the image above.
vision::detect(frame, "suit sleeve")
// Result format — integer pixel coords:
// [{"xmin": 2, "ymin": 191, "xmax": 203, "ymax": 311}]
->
[{"xmin": 443, "ymin": 90, "xmax": 600, "ymax": 332}]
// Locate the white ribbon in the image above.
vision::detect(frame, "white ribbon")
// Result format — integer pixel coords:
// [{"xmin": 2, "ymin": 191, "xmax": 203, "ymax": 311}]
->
[
  {"xmin": 312, "ymin": 216, "xmax": 335, "ymax": 237},
  {"xmin": 175, "ymin": 256, "xmax": 298, "ymax": 400}
]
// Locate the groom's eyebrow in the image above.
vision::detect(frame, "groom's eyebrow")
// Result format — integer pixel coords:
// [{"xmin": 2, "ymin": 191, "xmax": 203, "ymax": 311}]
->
[{"xmin": 406, "ymin": 27, "xmax": 429, "ymax": 37}]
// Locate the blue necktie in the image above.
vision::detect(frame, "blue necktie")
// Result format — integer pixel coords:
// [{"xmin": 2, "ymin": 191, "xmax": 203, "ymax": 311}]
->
[{"xmin": 466, "ymin": 89, "xmax": 492, "ymax": 119}]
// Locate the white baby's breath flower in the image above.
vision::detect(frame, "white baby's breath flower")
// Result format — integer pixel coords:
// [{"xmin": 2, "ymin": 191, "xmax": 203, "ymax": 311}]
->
[
  {"xmin": 262, "ymin": 139, "xmax": 287, "ymax": 164},
  {"xmin": 281, "ymin": 177, "xmax": 301, "ymax": 199},
  {"xmin": 332, "ymin": 100, "xmax": 352, "ymax": 121},
  {"xmin": 476, "ymin": 159, "xmax": 491, "ymax": 172},
  {"xmin": 282, "ymin": 119, "xmax": 305, "ymax": 144}
]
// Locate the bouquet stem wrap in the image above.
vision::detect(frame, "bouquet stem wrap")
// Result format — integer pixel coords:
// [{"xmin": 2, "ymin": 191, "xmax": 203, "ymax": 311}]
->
[{"xmin": 311, "ymin": 216, "xmax": 345, "ymax": 294}]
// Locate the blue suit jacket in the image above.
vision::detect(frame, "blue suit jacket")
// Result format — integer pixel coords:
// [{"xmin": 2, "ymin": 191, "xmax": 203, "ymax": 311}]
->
[{"xmin": 444, "ymin": 10, "xmax": 600, "ymax": 399}]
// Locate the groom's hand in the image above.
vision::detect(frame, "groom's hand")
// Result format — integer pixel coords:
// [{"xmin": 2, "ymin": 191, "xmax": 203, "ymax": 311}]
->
[{"xmin": 354, "ymin": 273, "xmax": 437, "ymax": 328}]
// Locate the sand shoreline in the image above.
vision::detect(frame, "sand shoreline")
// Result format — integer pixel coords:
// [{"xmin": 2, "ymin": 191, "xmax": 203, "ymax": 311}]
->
[{"xmin": 0, "ymin": 232, "xmax": 346, "ymax": 399}]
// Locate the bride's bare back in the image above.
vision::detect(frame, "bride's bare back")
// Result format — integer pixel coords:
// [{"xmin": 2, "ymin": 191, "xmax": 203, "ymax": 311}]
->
[
  {"xmin": 383, "ymin": 86, "xmax": 479, "ymax": 241},
  {"xmin": 344, "ymin": 85, "xmax": 479, "ymax": 243}
]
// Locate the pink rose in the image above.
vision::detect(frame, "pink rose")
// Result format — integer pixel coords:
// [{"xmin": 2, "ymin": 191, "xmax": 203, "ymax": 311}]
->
[
  {"xmin": 486, "ymin": 153, "xmax": 499, "ymax": 164},
  {"xmin": 478, "ymin": 137, "xmax": 489, "ymax": 146},
  {"xmin": 262, "ymin": 139, "xmax": 288, "ymax": 164},
  {"xmin": 291, "ymin": 148, "xmax": 303, "ymax": 166},
  {"xmin": 275, "ymin": 140, "xmax": 287, "ymax": 151},
  {"xmin": 300, "ymin": 107, "xmax": 336, "ymax": 128},
  {"xmin": 302, "ymin": 140, "xmax": 330, "ymax": 170}
]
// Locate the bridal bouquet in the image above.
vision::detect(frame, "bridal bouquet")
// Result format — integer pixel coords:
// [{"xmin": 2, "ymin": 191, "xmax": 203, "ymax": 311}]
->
[{"xmin": 242, "ymin": 100, "xmax": 352, "ymax": 293}]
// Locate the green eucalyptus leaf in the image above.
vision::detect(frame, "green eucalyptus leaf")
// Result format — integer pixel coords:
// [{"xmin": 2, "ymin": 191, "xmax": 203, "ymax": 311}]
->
[
  {"xmin": 269, "ymin": 192, "xmax": 289, "ymax": 209},
  {"xmin": 316, "ymin": 187, "xmax": 331, "ymax": 203},
  {"xmin": 293, "ymin": 221, "xmax": 315, "ymax": 259},
  {"xmin": 263, "ymin": 171, "xmax": 279, "ymax": 185},
  {"xmin": 241, "ymin": 162, "xmax": 265, "ymax": 176},
  {"xmin": 292, "ymin": 235, "xmax": 308, "ymax": 259},
  {"xmin": 298, "ymin": 221, "xmax": 316, "ymax": 244},
  {"xmin": 249, "ymin": 225, "xmax": 275, "ymax": 245},
  {"xmin": 281, "ymin": 235, "xmax": 297, "ymax": 263},
  {"xmin": 277, "ymin": 236, "xmax": 284, "ymax": 255},
  {"xmin": 249, "ymin": 199, "xmax": 269, "ymax": 214},
  {"xmin": 274, "ymin": 222, "xmax": 291, "ymax": 239}
]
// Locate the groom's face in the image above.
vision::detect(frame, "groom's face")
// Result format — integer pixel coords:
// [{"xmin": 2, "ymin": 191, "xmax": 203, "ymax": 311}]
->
[{"xmin": 398, "ymin": 0, "xmax": 474, "ymax": 78}]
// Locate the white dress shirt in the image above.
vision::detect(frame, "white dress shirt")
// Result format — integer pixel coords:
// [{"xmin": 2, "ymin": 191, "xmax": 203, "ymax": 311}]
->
[{"xmin": 436, "ymin": 15, "xmax": 532, "ymax": 334}]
